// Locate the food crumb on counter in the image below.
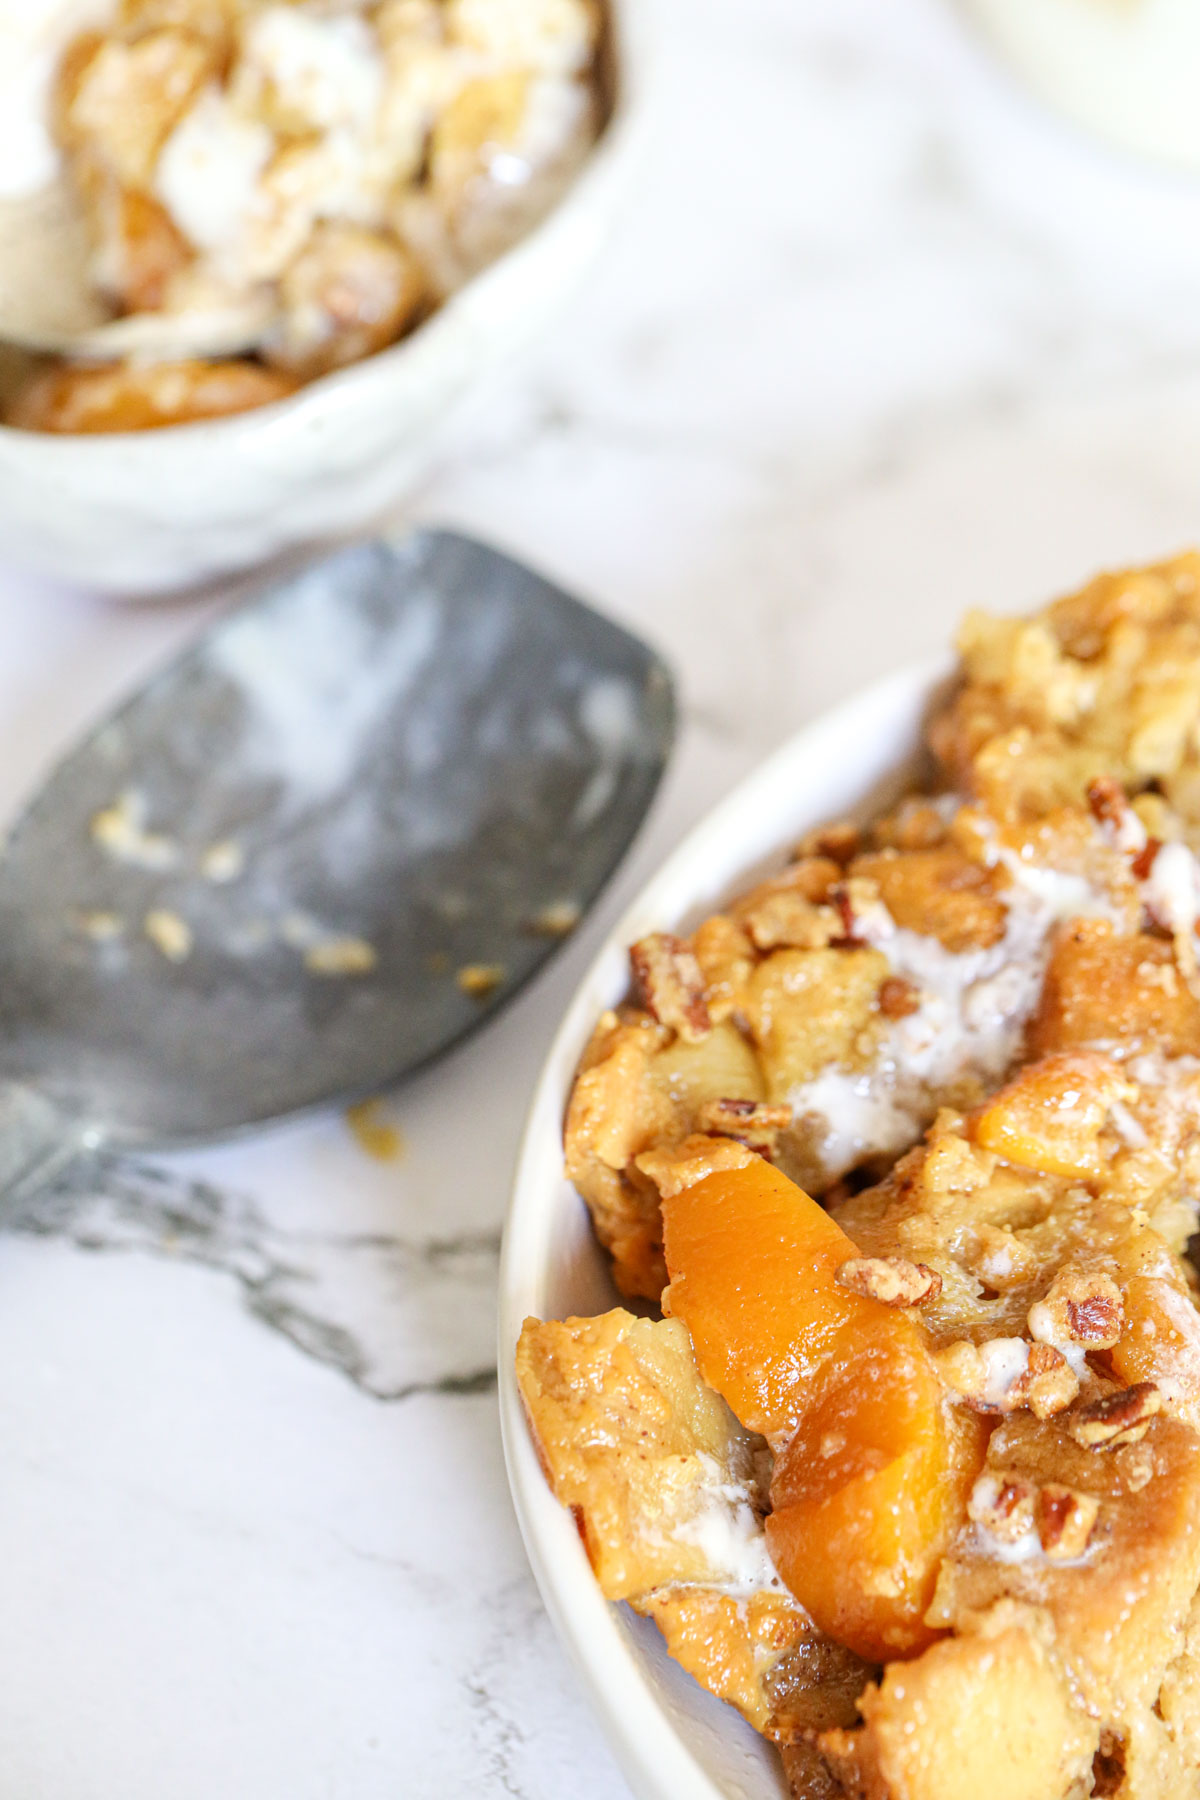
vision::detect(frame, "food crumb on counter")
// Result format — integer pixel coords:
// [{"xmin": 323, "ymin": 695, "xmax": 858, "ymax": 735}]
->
[{"xmin": 346, "ymin": 1098, "xmax": 406, "ymax": 1162}]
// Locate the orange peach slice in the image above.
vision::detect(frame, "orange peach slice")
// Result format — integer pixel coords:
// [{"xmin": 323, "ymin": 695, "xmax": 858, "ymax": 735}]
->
[
  {"xmin": 661, "ymin": 1157, "xmax": 879, "ymax": 1442},
  {"xmin": 972, "ymin": 1052, "xmax": 1133, "ymax": 1181},
  {"xmin": 767, "ymin": 1320, "xmax": 987, "ymax": 1661},
  {"xmin": 662, "ymin": 1158, "xmax": 988, "ymax": 1661}
]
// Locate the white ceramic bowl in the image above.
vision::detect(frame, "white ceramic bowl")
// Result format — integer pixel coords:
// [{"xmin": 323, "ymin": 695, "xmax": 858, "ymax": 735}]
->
[
  {"xmin": 960, "ymin": 0, "xmax": 1200, "ymax": 169},
  {"xmin": 0, "ymin": 2, "xmax": 642, "ymax": 596},
  {"xmin": 499, "ymin": 660, "xmax": 947, "ymax": 1800}
]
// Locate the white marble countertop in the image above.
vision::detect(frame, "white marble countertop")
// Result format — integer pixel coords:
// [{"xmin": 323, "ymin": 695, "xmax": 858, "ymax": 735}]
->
[{"xmin": 11, "ymin": 0, "xmax": 1200, "ymax": 1794}]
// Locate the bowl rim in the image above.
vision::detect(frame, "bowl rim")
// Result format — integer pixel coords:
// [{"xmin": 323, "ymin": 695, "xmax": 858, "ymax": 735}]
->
[
  {"xmin": 0, "ymin": 0, "xmax": 644, "ymax": 457},
  {"xmin": 498, "ymin": 655, "xmax": 952, "ymax": 1800}
]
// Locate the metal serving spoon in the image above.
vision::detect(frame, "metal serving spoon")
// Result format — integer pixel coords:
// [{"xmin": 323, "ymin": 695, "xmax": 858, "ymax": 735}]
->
[{"xmin": 0, "ymin": 529, "xmax": 674, "ymax": 1202}]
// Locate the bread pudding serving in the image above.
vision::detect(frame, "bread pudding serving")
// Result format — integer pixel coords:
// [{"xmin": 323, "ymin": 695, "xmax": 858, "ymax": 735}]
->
[
  {"xmin": 5, "ymin": 0, "xmax": 603, "ymax": 431},
  {"xmin": 516, "ymin": 552, "xmax": 1200, "ymax": 1800}
]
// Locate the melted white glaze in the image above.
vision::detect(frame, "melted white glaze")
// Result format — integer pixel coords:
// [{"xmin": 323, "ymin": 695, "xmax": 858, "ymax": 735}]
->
[
  {"xmin": 156, "ymin": 87, "xmax": 275, "ymax": 256},
  {"xmin": 788, "ymin": 852, "xmax": 1122, "ymax": 1182},
  {"xmin": 671, "ymin": 1456, "xmax": 784, "ymax": 1595}
]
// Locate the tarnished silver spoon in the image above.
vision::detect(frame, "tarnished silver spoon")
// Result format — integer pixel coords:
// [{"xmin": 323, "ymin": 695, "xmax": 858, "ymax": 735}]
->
[{"xmin": 0, "ymin": 529, "xmax": 674, "ymax": 1201}]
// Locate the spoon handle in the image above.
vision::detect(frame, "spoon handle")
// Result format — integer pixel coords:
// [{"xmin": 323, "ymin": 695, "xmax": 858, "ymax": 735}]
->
[{"xmin": 0, "ymin": 1084, "xmax": 94, "ymax": 1215}]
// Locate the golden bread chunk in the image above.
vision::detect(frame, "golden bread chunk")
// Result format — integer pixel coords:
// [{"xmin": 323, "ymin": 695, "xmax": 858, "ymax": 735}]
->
[
  {"xmin": 743, "ymin": 946, "xmax": 890, "ymax": 1100},
  {"xmin": 1030, "ymin": 920, "xmax": 1200, "ymax": 1060},
  {"xmin": 850, "ymin": 847, "xmax": 1007, "ymax": 953},
  {"xmin": 514, "ymin": 1310, "xmax": 771, "ymax": 1601},
  {"xmin": 633, "ymin": 1587, "xmax": 812, "ymax": 1735},
  {"xmin": 929, "ymin": 551, "xmax": 1200, "ymax": 823},
  {"xmin": 563, "ymin": 1008, "xmax": 765, "ymax": 1300},
  {"xmin": 56, "ymin": 26, "xmax": 215, "ymax": 189},
  {"xmin": 819, "ymin": 1614, "xmax": 1097, "ymax": 1800},
  {"xmin": 6, "ymin": 360, "xmax": 297, "ymax": 434}
]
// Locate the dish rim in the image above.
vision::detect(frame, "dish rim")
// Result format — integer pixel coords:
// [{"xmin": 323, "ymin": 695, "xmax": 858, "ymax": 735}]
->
[{"xmin": 497, "ymin": 654, "xmax": 953, "ymax": 1800}]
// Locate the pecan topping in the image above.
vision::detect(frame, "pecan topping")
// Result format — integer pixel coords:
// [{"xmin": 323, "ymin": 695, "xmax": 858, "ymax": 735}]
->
[
  {"xmin": 1068, "ymin": 1382, "xmax": 1162, "ymax": 1449},
  {"xmin": 742, "ymin": 891, "xmax": 839, "ymax": 952},
  {"xmin": 1021, "ymin": 1343, "xmax": 1080, "ymax": 1420},
  {"xmin": 696, "ymin": 1097, "xmax": 793, "ymax": 1160},
  {"xmin": 835, "ymin": 1256, "xmax": 942, "ymax": 1307},
  {"xmin": 826, "ymin": 876, "xmax": 882, "ymax": 947},
  {"xmin": 1029, "ymin": 1267, "xmax": 1124, "ymax": 1351},
  {"xmin": 877, "ymin": 975, "xmax": 921, "ymax": 1020},
  {"xmin": 829, "ymin": 885, "xmax": 861, "ymax": 947},
  {"xmin": 1131, "ymin": 837, "xmax": 1163, "ymax": 883},
  {"xmin": 968, "ymin": 1472, "xmax": 1036, "ymax": 1544},
  {"xmin": 935, "ymin": 1336, "xmax": 1076, "ymax": 1415},
  {"xmin": 1086, "ymin": 776, "xmax": 1128, "ymax": 831},
  {"xmin": 629, "ymin": 933, "xmax": 711, "ymax": 1043},
  {"xmin": 1036, "ymin": 1484, "xmax": 1100, "ymax": 1560}
]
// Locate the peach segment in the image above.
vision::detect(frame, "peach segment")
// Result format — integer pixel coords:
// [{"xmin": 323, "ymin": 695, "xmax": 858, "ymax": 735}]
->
[
  {"xmin": 767, "ymin": 1322, "xmax": 987, "ymax": 1662},
  {"xmin": 972, "ymin": 1052, "xmax": 1133, "ymax": 1180},
  {"xmin": 661, "ymin": 1157, "xmax": 881, "ymax": 1442},
  {"xmin": 662, "ymin": 1158, "xmax": 988, "ymax": 1662}
]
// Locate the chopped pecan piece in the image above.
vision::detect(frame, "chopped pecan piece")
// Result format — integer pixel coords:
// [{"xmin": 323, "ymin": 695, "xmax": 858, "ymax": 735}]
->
[
  {"xmin": 1068, "ymin": 1382, "xmax": 1162, "ymax": 1449},
  {"xmin": 629, "ymin": 933, "xmax": 711, "ymax": 1043},
  {"xmin": 826, "ymin": 874, "xmax": 884, "ymax": 948},
  {"xmin": 1131, "ymin": 837, "xmax": 1162, "ymax": 883},
  {"xmin": 1036, "ymin": 1484, "xmax": 1099, "ymax": 1560},
  {"xmin": 696, "ymin": 1097, "xmax": 793, "ymax": 1159},
  {"xmin": 835, "ymin": 1256, "xmax": 942, "ymax": 1307},
  {"xmin": 935, "ymin": 1337, "xmax": 1064, "ymax": 1414},
  {"xmin": 968, "ymin": 1471, "xmax": 1036, "ymax": 1544},
  {"xmin": 1086, "ymin": 775, "xmax": 1127, "ymax": 830},
  {"xmin": 877, "ymin": 975, "xmax": 920, "ymax": 1020},
  {"xmin": 742, "ymin": 892, "xmax": 839, "ymax": 953},
  {"xmin": 1021, "ymin": 1343, "xmax": 1080, "ymax": 1420},
  {"xmin": 1028, "ymin": 1267, "xmax": 1125, "ymax": 1351}
]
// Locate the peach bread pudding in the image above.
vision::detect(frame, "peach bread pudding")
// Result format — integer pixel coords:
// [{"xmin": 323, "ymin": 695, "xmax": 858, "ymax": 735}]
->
[{"xmin": 517, "ymin": 551, "xmax": 1200, "ymax": 1800}]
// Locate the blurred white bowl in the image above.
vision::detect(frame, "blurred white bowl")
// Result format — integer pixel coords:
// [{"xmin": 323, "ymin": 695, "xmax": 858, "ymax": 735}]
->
[
  {"xmin": 0, "ymin": 1, "xmax": 643, "ymax": 595},
  {"xmin": 960, "ymin": 0, "xmax": 1200, "ymax": 169},
  {"xmin": 499, "ymin": 660, "xmax": 945, "ymax": 1800}
]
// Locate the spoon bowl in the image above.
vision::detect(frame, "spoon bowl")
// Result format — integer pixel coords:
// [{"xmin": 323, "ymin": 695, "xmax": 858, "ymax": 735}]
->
[{"xmin": 0, "ymin": 530, "xmax": 673, "ymax": 1193}]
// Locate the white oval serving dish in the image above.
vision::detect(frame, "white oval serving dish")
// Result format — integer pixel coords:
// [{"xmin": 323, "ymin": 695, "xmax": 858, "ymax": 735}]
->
[
  {"xmin": 499, "ymin": 659, "xmax": 948, "ymax": 1800},
  {"xmin": 0, "ymin": 0, "xmax": 644, "ymax": 596}
]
